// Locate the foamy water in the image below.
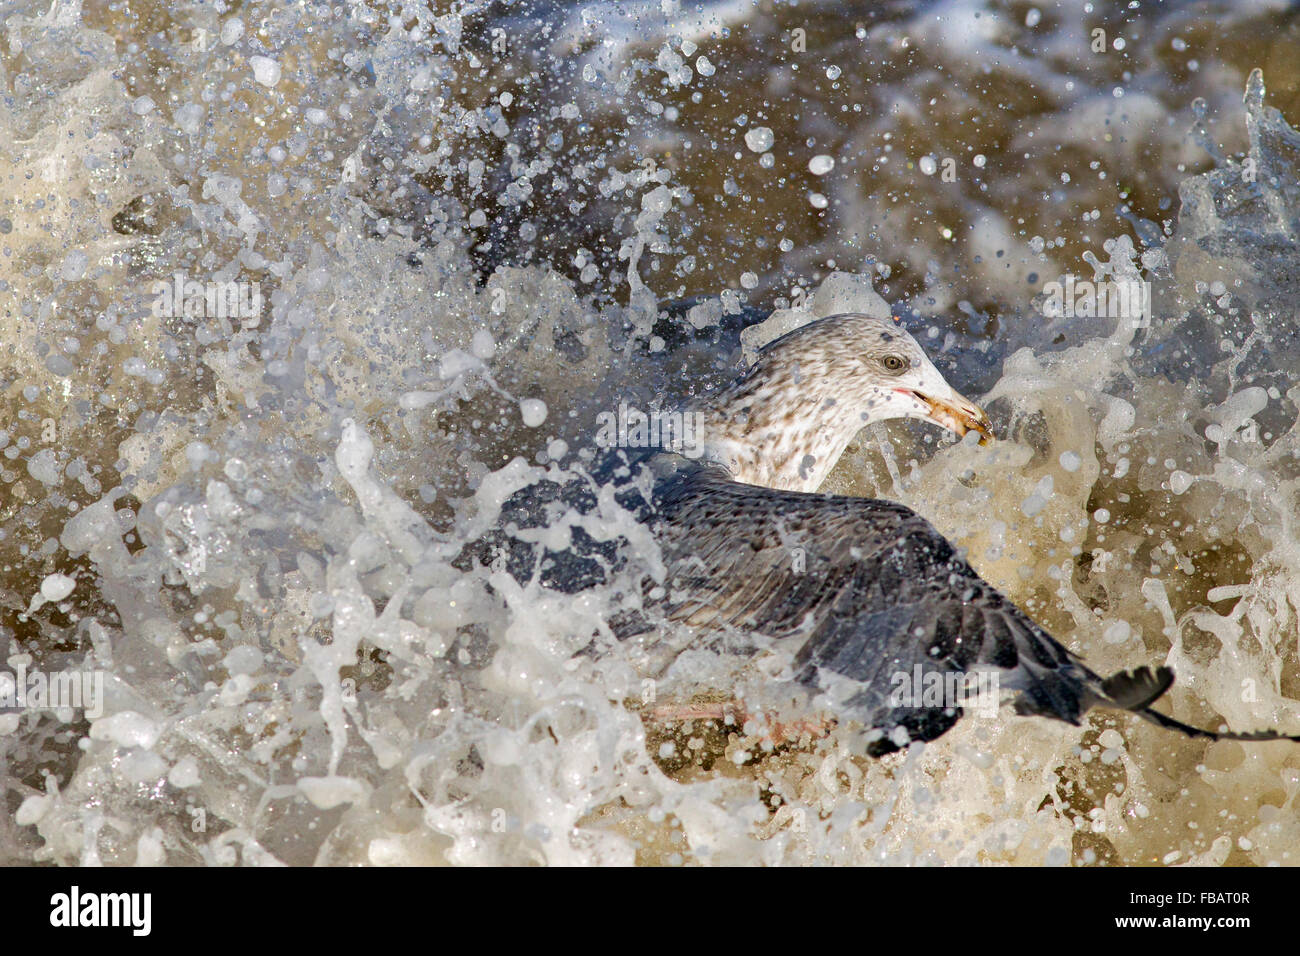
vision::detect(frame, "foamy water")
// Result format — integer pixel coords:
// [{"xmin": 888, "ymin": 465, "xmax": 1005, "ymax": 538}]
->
[{"xmin": 2, "ymin": 0, "xmax": 1300, "ymax": 866}]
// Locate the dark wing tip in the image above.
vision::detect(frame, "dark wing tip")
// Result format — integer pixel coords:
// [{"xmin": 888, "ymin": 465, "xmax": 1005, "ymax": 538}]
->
[{"xmin": 1102, "ymin": 665, "xmax": 1175, "ymax": 711}]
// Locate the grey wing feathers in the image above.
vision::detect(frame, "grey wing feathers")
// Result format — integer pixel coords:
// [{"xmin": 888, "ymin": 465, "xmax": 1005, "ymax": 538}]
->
[
  {"xmin": 651, "ymin": 466, "xmax": 1107, "ymax": 753},
  {"xmin": 462, "ymin": 456, "xmax": 1300, "ymax": 751}
]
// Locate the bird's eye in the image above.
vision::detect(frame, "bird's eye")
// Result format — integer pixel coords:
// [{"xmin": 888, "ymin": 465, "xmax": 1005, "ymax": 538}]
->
[{"xmin": 881, "ymin": 355, "xmax": 909, "ymax": 373}]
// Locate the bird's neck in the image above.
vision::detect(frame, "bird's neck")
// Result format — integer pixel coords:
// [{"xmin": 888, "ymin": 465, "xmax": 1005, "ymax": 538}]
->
[{"xmin": 690, "ymin": 373, "xmax": 866, "ymax": 492}]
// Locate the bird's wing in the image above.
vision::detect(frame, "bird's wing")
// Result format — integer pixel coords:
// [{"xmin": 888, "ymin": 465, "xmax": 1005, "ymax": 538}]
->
[
  {"xmin": 650, "ymin": 465, "xmax": 1108, "ymax": 753},
  {"xmin": 459, "ymin": 457, "xmax": 1300, "ymax": 750},
  {"xmin": 453, "ymin": 449, "xmax": 658, "ymax": 594}
]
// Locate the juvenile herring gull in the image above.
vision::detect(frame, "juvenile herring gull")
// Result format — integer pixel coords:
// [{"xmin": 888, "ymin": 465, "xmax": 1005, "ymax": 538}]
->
[{"xmin": 468, "ymin": 313, "xmax": 1300, "ymax": 755}]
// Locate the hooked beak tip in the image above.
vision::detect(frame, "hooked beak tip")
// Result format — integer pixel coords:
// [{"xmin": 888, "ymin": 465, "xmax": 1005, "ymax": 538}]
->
[{"xmin": 912, "ymin": 391, "xmax": 994, "ymax": 444}]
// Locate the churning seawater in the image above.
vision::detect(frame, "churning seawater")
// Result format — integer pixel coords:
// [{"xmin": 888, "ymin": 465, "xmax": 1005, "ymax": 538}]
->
[{"xmin": 2, "ymin": 0, "xmax": 1300, "ymax": 865}]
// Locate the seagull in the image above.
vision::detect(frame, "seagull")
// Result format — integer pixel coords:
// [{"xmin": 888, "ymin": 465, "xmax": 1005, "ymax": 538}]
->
[{"xmin": 467, "ymin": 312, "xmax": 1300, "ymax": 755}]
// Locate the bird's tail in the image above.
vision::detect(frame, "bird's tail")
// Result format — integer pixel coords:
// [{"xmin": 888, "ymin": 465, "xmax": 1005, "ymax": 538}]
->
[{"xmin": 1096, "ymin": 665, "xmax": 1300, "ymax": 743}]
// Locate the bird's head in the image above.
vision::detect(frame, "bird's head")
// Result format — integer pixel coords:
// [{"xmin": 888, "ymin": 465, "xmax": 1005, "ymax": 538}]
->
[
  {"xmin": 787, "ymin": 313, "xmax": 993, "ymax": 443},
  {"xmin": 696, "ymin": 312, "xmax": 992, "ymax": 491}
]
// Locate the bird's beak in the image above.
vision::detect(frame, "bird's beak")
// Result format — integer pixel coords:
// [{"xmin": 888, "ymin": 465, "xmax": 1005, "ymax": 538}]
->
[{"xmin": 902, "ymin": 388, "xmax": 994, "ymax": 444}]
